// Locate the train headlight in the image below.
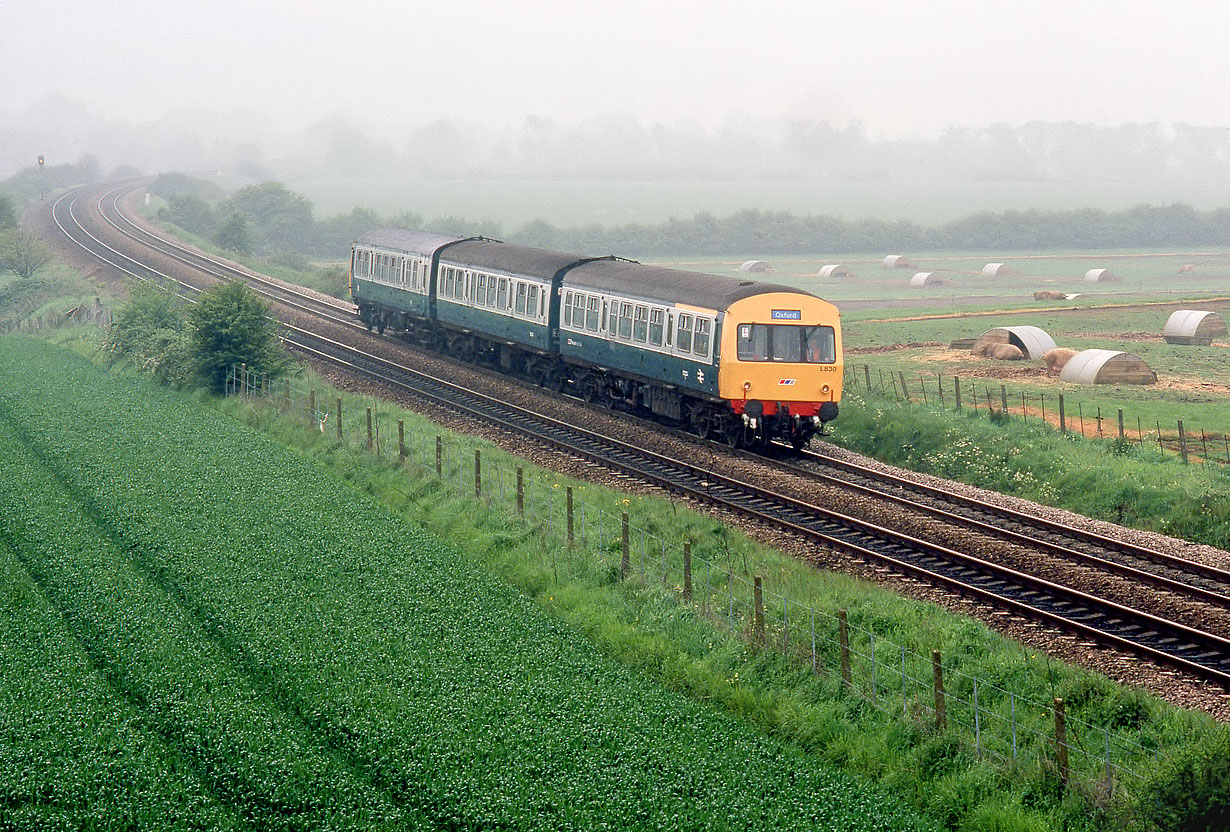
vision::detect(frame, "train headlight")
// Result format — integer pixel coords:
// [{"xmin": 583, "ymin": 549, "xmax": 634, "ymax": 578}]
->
[
  {"xmin": 743, "ymin": 381, "xmax": 752, "ymax": 392},
  {"xmin": 821, "ymin": 384, "xmax": 831, "ymax": 395}
]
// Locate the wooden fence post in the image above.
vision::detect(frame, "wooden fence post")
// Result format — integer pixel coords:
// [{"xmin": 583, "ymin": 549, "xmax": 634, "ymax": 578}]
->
[
  {"xmin": 398, "ymin": 420, "xmax": 406, "ymax": 462},
  {"xmin": 437, "ymin": 436, "xmax": 443, "ymax": 478},
  {"xmin": 1118, "ymin": 408, "xmax": 1124, "ymax": 440},
  {"xmin": 933, "ymin": 650, "xmax": 946, "ymax": 730},
  {"xmin": 516, "ymin": 467, "xmax": 524, "ymax": 515},
  {"xmin": 753, "ymin": 577, "xmax": 765, "ymax": 644},
  {"xmin": 864, "ymin": 364, "xmax": 871, "ymax": 390},
  {"xmin": 620, "ymin": 512, "xmax": 630, "ymax": 578},
  {"xmin": 1000, "ymin": 384, "xmax": 1008, "ymax": 414},
  {"xmin": 336, "ymin": 398, "xmax": 343, "ymax": 439},
  {"xmin": 366, "ymin": 408, "xmax": 373, "ymax": 450},
  {"xmin": 954, "ymin": 377, "xmax": 962, "ymax": 411},
  {"xmin": 474, "ymin": 449, "xmax": 481, "ymax": 498},
  {"xmin": 839, "ymin": 609, "xmax": 851, "ymax": 688},
  {"xmin": 683, "ymin": 542, "xmax": 692, "ymax": 602},
  {"xmin": 898, "ymin": 371, "xmax": 910, "ymax": 403},
  {"xmin": 1058, "ymin": 394, "xmax": 1066, "ymax": 433},
  {"xmin": 1054, "ymin": 698, "xmax": 1070, "ymax": 785},
  {"xmin": 566, "ymin": 487, "xmax": 574, "ymax": 547},
  {"xmin": 1178, "ymin": 420, "xmax": 1188, "ymax": 463}
]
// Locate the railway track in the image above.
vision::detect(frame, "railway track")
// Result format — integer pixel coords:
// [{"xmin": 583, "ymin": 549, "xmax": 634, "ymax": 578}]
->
[{"xmin": 42, "ymin": 180, "xmax": 1230, "ymax": 688}]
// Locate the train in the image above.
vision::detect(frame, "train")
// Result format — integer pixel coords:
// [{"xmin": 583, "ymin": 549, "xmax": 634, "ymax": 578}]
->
[{"xmin": 349, "ymin": 229, "xmax": 843, "ymax": 449}]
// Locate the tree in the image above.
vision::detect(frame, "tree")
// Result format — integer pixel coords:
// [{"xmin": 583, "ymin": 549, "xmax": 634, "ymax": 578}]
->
[
  {"xmin": 189, "ymin": 281, "xmax": 293, "ymax": 393},
  {"xmin": 104, "ymin": 282, "xmax": 193, "ymax": 385},
  {"xmin": 0, "ymin": 194, "xmax": 16, "ymax": 229},
  {"xmin": 221, "ymin": 182, "xmax": 315, "ymax": 254},
  {"xmin": 215, "ymin": 211, "xmax": 252, "ymax": 254},
  {"xmin": 0, "ymin": 229, "xmax": 52, "ymax": 279}
]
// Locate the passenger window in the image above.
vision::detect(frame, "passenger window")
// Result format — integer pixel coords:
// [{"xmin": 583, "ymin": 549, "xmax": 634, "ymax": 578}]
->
[
  {"xmin": 444, "ymin": 269, "xmax": 454, "ymax": 298},
  {"xmin": 515, "ymin": 283, "xmax": 527, "ymax": 314},
  {"xmin": 608, "ymin": 304, "xmax": 618, "ymax": 334},
  {"xmin": 618, "ymin": 302, "xmax": 633, "ymax": 339},
  {"xmin": 648, "ymin": 309, "xmax": 664, "ymax": 345},
  {"xmin": 527, "ymin": 285, "xmax": 539, "ymax": 318},
  {"xmin": 497, "ymin": 277, "xmax": 508, "ymax": 308},
  {"xmin": 677, "ymin": 315, "xmax": 693, "ymax": 353},
  {"xmin": 487, "ymin": 276, "xmax": 497, "ymax": 306},
  {"xmin": 633, "ymin": 306, "xmax": 648, "ymax": 342},
  {"xmin": 694, "ymin": 318, "xmax": 711, "ymax": 357},
  {"xmin": 585, "ymin": 297, "xmax": 600, "ymax": 331},
  {"xmin": 563, "ymin": 292, "xmax": 573, "ymax": 326}
]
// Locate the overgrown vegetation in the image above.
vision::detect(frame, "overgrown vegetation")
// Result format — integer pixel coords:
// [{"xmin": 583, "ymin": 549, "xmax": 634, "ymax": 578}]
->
[{"xmin": 104, "ymin": 280, "xmax": 293, "ymax": 392}]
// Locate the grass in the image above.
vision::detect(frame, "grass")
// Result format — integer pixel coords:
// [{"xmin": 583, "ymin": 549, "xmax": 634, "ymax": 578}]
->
[
  {"xmin": 215, "ymin": 356, "xmax": 1228, "ymax": 831},
  {"xmin": 0, "ymin": 335, "xmax": 937, "ymax": 831}
]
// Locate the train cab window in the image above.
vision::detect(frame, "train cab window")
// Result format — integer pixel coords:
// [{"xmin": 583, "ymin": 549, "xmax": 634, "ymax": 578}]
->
[
  {"xmin": 618, "ymin": 303, "xmax": 633, "ymax": 339},
  {"xmin": 515, "ymin": 282, "xmax": 527, "ymax": 314},
  {"xmin": 804, "ymin": 325, "xmax": 836, "ymax": 363},
  {"xmin": 737, "ymin": 324, "xmax": 770, "ymax": 361},
  {"xmin": 677, "ymin": 314, "xmax": 694, "ymax": 354},
  {"xmin": 694, "ymin": 318, "xmax": 711, "ymax": 357},
  {"xmin": 527, "ymin": 285, "xmax": 540, "ymax": 319},
  {"xmin": 633, "ymin": 306, "xmax": 648, "ymax": 342},
  {"xmin": 585, "ymin": 297, "xmax": 600, "ymax": 331},
  {"xmin": 648, "ymin": 309, "xmax": 664, "ymax": 345}
]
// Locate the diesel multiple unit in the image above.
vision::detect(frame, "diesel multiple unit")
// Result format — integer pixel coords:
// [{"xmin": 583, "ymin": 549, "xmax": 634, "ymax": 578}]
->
[{"xmin": 350, "ymin": 229, "xmax": 842, "ymax": 448}]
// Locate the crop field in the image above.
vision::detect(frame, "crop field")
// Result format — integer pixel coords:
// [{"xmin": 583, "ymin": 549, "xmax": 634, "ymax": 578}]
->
[{"xmin": 0, "ymin": 337, "xmax": 933, "ymax": 830}]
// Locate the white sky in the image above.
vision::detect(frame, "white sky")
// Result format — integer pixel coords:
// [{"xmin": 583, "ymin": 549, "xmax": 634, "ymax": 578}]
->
[{"xmin": 2, "ymin": 0, "xmax": 1228, "ymax": 137}]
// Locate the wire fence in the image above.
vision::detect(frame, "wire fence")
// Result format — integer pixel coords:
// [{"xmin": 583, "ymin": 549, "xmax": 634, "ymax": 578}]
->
[
  {"xmin": 847, "ymin": 362, "xmax": 1229, "ymax": 464},
  {"xmin": 229, "ymin": 364, "xmax": 1174, "ymax": 801}
]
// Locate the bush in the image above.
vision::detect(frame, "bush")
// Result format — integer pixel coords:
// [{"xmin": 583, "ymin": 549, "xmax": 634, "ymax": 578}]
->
[{"xmin": 1135, "ymin": 728, "xmax": 1230, "ymax": 831}]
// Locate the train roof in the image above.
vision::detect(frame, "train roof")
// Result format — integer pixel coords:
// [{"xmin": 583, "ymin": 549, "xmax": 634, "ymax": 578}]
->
[
  {"xmin": 354, "ymin": 228, "xmax": 463, "ymax": 256},
  {"xmin": 440, "ymin": 238, "xmax": 590, "ymax": 280},
  {"xmin": 564, "ymin": 258, "xmax": 813, "ymax": 311}
]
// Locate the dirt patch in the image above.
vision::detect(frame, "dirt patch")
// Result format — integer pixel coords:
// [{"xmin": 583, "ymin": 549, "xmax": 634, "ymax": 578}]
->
[{"xmin": 845, "ymin": 342, "xmax": 944, "ymax": 354}]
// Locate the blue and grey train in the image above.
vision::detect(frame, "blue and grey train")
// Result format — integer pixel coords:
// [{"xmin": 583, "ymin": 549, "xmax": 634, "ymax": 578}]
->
[{"xmin": 350, "ymin": 229, "xmax": 843, "ymax": 448}]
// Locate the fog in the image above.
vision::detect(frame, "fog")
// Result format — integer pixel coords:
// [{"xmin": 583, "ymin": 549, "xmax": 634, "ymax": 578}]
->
[{"xmin": 4, "ymin": 0, "xmax": 1230, "ymax": 199}]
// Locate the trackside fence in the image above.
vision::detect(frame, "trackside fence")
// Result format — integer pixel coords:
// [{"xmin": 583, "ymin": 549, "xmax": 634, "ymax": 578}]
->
[
  {"xmin": 846, "ymin": 363, "xmax": 1228, "ymax": 465},
  {"xmin": 228, "ymin": 365, "xmax": 1174, "ymax": 803}
]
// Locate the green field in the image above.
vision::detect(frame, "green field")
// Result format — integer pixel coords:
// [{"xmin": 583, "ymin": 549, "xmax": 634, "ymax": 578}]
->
[{"xmin": 0, "ymin": 336, "xmax": 933, "ymax": 830}]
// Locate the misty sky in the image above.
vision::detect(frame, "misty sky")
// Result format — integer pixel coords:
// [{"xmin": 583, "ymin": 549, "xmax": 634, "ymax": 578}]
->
[{"xmin": 4, "ymin": 0, "xmax": 1228, "ymax": 138}]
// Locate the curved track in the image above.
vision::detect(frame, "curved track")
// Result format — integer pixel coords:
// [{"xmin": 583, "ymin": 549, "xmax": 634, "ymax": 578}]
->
[{"xmin": 40, "ymin": 181, "xmax": 1230, "ymax": 688}]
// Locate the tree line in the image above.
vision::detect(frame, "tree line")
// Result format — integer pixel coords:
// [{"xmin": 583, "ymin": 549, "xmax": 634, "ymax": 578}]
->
[{"xmin": 153, "ymin": 173, "xmax": 1230, "ymax": 261}]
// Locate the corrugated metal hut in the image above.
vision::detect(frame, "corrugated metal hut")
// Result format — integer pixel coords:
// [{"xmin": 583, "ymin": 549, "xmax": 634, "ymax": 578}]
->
[
  {"xmin": 981, "ymin": 262, "xmax": 1013, "ymax": 277},
  {"xmin": 971, "ymin": 325, "xmax": 1057, "ymax": 360},
  {"xmin": 818, "ymin": 264, "xmax": 851, "ymax": 279},
  {"xmin": 909, "ymin": 272, "xmax": 944, "ymax": 287},
  {"xmin": 1059, "ymin": 349, "xmax": 1156, "ymax": 384},
  {"xmin": 1084, "ymin": 268, "xmax": 1118, "ymax": 282},
  {"xmin": 739, "ymin": 260, "xmax": 772, "ymax": 273},
  {"xmin": 881, "ymin": 255, "xmax": 913, "ymax": 269},
  {"xmin": 1162, "ymin": 310, "xmax": 1227, "ymax": 345}
]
